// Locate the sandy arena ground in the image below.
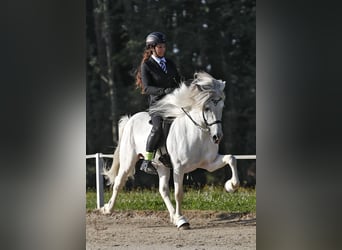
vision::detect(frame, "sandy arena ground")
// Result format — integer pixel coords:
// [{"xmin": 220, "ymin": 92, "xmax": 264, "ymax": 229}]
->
[{"xmin": 86, "ymin": 210, "xmax": 256, "ymax": 250}]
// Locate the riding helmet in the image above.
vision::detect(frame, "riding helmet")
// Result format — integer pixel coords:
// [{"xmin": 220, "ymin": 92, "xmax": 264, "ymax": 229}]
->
[{"xmin": 145, "ymin": 32, "xmax": 166, "ymax": 47}]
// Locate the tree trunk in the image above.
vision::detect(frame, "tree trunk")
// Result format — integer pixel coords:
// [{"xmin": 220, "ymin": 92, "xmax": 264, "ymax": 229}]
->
[
  {"xmin": 92, "ymin": 0, "xmax": 118, "ymax": 143},
  {"xmin": 103, "ymin": 0, "xmax": 118, "ymax": 142}
]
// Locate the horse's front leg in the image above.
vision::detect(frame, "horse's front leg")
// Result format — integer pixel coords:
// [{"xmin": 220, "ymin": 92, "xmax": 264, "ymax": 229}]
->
[
  {"xmin": 224, "ymin": 154, "xmax": 240, "ymax": 192},
  {"xmin": 203, "ymin": 154, "xmax": 240, "ymax": 192},
  {"xmin": 157, "ymin": 166, "xmax": 175, "ymax": 223},
  {"xmin": 173, "ymin": 169, "xmax": 190, "ymax": 229}
]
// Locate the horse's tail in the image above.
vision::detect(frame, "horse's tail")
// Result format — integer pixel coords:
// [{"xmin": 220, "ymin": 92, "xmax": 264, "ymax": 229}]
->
[{"xmin": 103, "ymin": 115, "xmax": 130, "ymax": 186}]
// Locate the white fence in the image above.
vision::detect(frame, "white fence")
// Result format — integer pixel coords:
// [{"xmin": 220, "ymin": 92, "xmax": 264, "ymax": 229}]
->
[{"xmin": 86, "ymin": 153, "xmax": 256, "ymax": 209}]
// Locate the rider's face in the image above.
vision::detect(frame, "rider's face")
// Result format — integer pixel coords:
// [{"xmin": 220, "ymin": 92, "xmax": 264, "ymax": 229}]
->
[{"xmin": 154, "ymin": 43, "xmax": 166, "ymax": 57}]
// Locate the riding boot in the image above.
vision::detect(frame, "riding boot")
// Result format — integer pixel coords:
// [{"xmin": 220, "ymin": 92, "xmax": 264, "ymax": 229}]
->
[
  {"xmin": 140, "ymin": 152, "xmax": 158, "ymax": 175},
  {"xmin": 140, "ymin": 132, "xmax": 160, "ymax": 175},
  {"xmin": 140, "ymin": 115, "xmax": 162, "ymax": 175}
]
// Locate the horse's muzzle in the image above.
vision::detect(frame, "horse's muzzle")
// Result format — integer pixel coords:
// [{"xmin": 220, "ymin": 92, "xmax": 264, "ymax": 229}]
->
[{"xmin": 212, "ymin": 135, "xmax": 221, "ymax": 144}]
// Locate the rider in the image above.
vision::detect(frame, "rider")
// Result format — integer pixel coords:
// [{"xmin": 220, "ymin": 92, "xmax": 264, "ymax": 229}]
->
[{"xmin": 135, "ymin": 31, "xmax": 181, "ymax": 175}]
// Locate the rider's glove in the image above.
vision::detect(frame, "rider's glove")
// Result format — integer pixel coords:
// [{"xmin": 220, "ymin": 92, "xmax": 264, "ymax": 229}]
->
[{"xmin": 164, "ymin": 88, "xmax": 175, "ymax": 94}]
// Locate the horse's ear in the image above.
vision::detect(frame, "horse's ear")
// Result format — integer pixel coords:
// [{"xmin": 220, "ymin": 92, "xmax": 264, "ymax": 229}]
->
[
  {"xmin": 220, "ymin": 81, "xmax": 226, "ymax": 91},
  {"xmin": 214, "ymin": 80, "xmax": 226, "ymax": 91}
]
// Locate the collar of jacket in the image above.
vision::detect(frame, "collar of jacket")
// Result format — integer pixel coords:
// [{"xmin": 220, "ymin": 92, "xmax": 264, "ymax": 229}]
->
[{"xmin": 151, "ymin": 55, "xmax": 166, "ymax": 64}]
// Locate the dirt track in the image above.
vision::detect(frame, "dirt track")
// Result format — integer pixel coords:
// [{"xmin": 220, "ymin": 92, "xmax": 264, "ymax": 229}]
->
[{"xmin": 86, "ymin": 211, "xmax": 256, "ymax": 250}]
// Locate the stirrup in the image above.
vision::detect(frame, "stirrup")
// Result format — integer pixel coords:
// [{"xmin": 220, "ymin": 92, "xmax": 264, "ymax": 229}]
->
[{"xmin": 140, "ymin": 160, "xmax": 158, "ymax": 175}]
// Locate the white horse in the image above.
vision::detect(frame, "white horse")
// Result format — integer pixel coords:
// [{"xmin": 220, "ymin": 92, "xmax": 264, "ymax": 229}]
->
[{"xmin": 100, "ymin": 72, "xmax": 240, "ymax": 229}]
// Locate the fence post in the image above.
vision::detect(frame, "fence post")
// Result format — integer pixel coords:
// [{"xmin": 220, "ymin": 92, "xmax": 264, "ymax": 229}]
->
[{"xmin": 95, "ymin": 153, "xmax": 104, "ymax": 208}]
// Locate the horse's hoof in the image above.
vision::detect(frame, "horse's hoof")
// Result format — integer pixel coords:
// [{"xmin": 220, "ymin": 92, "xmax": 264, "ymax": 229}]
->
[
  {"xmin": 178, "ymin": 222, "xmax": 190, "ymax": 230},
  {"xmin": 98, "ymin": 207, "xmax": 105, "ymax": 214},
  {"xmin": 225, "ymin": 180, "xmax": 239, "ymax": 193},
  {"xmin": 176, "ymin": 216, "xmax": 190, "ymax": 229},
  {"xmin": 98, "ymin": 204, "xmax": 111, "ymax": 215}
]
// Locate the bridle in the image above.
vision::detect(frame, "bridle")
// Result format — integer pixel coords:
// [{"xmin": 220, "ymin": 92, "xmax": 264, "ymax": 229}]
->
[
  {"xmin": 181, "ymin": 99, "xmax": 222, "ymax": 132},
  {"xmin": 203, "ymin": 111, "xmax": 222, "ymax": 127}
]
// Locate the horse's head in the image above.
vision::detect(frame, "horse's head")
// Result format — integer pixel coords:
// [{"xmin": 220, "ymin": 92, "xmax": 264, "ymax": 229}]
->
[
  {"xmin": 201, "ymin": 93, "xmax": 225, "ymax": 144},
  {"xmin": 194, "ymin": 72, "xmax": 226, "ymax": 144}
]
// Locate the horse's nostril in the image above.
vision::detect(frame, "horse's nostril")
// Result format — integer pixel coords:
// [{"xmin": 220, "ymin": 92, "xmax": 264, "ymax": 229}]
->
[{"xmin": 213, "ymin": 135, "xmax": 220, "ymax": 143}]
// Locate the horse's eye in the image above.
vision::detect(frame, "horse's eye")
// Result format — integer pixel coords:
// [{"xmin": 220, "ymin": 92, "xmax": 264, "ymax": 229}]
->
[
  {"xmin": 204, "ymin": 107, "xmax": 210, "ymax": 112},
  {"xmin": 212, "ymin": 98, "xmax": 221, "ymax": 105}
]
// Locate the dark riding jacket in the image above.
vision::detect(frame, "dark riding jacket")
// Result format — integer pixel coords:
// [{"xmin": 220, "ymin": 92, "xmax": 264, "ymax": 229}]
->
[{"xmin": 141, "ymin": 57, "xmax": 180, "ymax": 106}]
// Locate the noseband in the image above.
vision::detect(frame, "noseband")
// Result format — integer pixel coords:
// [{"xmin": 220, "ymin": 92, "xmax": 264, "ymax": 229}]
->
[{"xmin": 181, "ymin": 107, "xmax": 222, "ymax": 132}]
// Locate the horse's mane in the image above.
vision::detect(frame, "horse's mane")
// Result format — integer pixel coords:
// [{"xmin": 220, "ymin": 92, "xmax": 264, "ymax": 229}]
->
[{"xmin": 149, "ymin": 72, "xmax": 226, "ymax": 119}]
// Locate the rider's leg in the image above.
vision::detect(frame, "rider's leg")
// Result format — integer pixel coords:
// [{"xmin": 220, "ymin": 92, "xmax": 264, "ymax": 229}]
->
[{"xmin": 140, "ymin": 115, "xmax": 162, "ymax": 175}]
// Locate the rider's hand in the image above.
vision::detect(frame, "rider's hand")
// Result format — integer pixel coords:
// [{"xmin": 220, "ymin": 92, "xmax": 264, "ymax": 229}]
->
[{"xmin": 164, "ymin": 88, "xmax": 175, "ymax": 94}]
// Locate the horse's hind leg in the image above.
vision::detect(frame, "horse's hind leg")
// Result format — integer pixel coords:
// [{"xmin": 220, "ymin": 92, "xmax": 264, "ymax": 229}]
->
[
  {"xmin": 101, "ymin": 156, "xmax": 136, "ymax": 214},
  {"xmin": 101, "ymin": 173, "xmax": 127, "ymax": 214}
]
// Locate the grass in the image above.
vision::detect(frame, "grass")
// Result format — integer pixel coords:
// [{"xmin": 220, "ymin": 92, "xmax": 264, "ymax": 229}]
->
[{"xmin": 86, "ymin": 186, "xmax": 256, "ymax": 213}]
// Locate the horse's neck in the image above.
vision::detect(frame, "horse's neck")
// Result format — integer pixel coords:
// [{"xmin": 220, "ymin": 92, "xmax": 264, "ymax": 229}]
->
[
  {"xmin": 168, "ymin": 112, "xmax": 217, "ymax": 165},
  {"xmin": 187, "ymin": 110, "xmax": 206, "ymax": 128},
  {"xmin": 174, "ymin": 111, "xmax": 209, "ymax": 142}
]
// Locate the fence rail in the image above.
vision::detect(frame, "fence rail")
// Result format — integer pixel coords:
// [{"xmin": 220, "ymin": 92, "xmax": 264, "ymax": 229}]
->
[{"xmin": 86, "ymin": 153, "xmax": 256, "ymax": 209}]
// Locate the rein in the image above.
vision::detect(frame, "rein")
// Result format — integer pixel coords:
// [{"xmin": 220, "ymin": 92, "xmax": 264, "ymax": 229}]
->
[{"xmin": 181, "ymin": 107, "xmax": 222, "ymax": 132}]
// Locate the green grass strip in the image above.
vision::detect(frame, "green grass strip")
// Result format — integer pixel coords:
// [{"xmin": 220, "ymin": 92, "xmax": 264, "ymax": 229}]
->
[{"xmin": 86, "ymin": 186, "xmax": 255, "ymax": 213}]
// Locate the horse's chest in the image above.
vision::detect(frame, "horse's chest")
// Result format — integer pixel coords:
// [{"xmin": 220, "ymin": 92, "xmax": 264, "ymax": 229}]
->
[
  {"xmin": 192, "ymin": 144, "xmax": 217, "ymax": 160},
  {"xmin": 168, "ymin": 124, "xmax": 217, "ymax": 164},
  {"xmin": 171, "ymin": 134, "xmax": 217, "ymax": 163}
]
